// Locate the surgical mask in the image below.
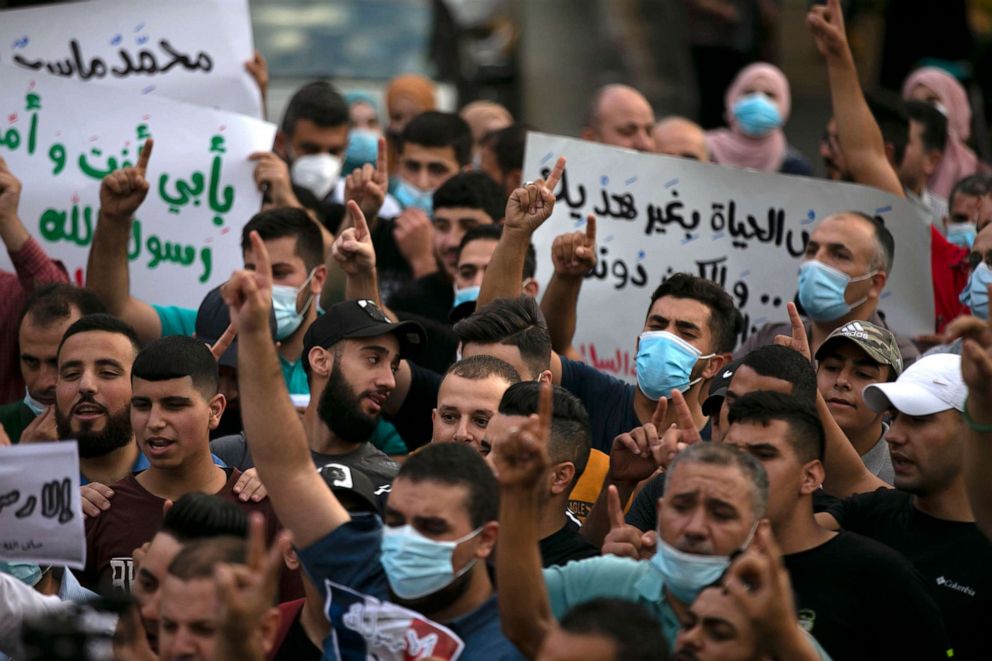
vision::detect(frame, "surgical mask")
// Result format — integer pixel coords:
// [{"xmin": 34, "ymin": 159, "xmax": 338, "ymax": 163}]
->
[
  {"xmin": 650, "ymin": 523, "xmax": 758, "ymax": 604},
  {"xmin": 797, "ymin": 260, "xmax": 876, "ymax": 322},
  {"xmin": 23, "ymin": 388, "xmax": 47, "ymax": 416},
  {"xmin": 635, "ymin": 331, "xmax": 713, "ymax": 401},
  {"xmin": 380, "ymin": 524, "xmax": 483, "ymax": 599},
  {"xmin": 271, "ymin": 269, "xmax": 316, "ymax": 340},
  {"xmin": 344, "ymin": 129, "xmax": 380, "ymax": 174},
  {"xmin": 393, "ymin": 178, "xmax": 434, "ymax": 215},
  {"xmin": 946, "ymin": 222, "xmax": 977, "ymax": 249},
  {"xmin": 452, "ymin": 285, "xmax": 481, "ymax": 309},
  {"xmin": 290, "ymin": 153, "xmax": 342, "ymax": 200},
  {"xmin": 732, "ymin": 93, "xmax": 783, "ymax": 138},
  {"xmin": 961, "ymin": 262, "xmax": 992, "ymax": 320},
  {"xmin": 0, "ymin": 562, "xmax": 44, "ymax": 587}
]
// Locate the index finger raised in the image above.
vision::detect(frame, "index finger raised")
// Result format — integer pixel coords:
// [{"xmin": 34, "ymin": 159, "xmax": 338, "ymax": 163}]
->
[
  {"xmin": 246, "ymin": 511, "xmax": 266, "ymax": 571},
  {"xmin": 650, "ymin": 396, "xmax": 668, "ymax": 428},
  {"xmin": 209, "ymin": 324, "xmax": 237, "ymax": 361},
  {"xmin": 537, "ymin": 380, "xmax": 553, "ymax": 439},
  {"xmin": 375, "ymin": 136, "xmax": 388, "ymax": 174},
  {"xmin": 136, "ymin": 138, "xmax": 154, "ymax": 174},
  {"xmin": 670, "ymin": 389, "xmax": 696, "ymax": 433},
  {"xmin": 248, "ymin": 230, "xmax": 272, "ymax": 288},
  {"xmin": 585, "ymin": 214, "xmax": 597, "ymax": 243},
  {"xmin": 347, "ymin": 200, "xmax": 369, "ymax": 240},
  {"xmin": 607, "ymin": 485, "xmax": 626, "ymax": 531},
  {"xmin": 545, "ymin": 156, "xmax": 566, "ymax": 192}
]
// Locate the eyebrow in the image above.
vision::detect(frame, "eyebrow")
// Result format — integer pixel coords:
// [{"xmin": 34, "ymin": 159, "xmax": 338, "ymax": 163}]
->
[
  {"xmin": 675, "ymin": 320, "xmax": 702, "ymax": 334},
  {"xmin": 61, "ymin": 358, "xmax": 126, "ymax": 370}
]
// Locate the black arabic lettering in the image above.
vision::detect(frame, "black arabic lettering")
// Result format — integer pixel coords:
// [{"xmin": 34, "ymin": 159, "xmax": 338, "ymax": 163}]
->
[
  {"xmin": 41, "ymin": 478, "xmax": 73, "ymax": 524},
  {"xmin": 15, "ymin": 495, "xmax": 36, "ymax": 519},
  {"xmin": 0, "ymin": 490, "xmax": 20, "ymax": 515},
  {"xmin": 13, "ymin": 38, "xmax": 214, "ymax": 82},
  {"xmin": 550, "ymin": 168, "xmax": 587, "ymax": 219}
]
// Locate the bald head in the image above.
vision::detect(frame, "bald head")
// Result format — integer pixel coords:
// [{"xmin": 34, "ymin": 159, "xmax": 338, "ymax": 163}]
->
[
  {"xmin": 582, "ymin": 84, "xmax": 655, "ymax": 152},
  {"xmin": 461, "ymin": 100, "xmax": 513, "ymax": 148},
  {"xmin": 653, "ymin": 116, "xmax": 709, "ymax": 162}
]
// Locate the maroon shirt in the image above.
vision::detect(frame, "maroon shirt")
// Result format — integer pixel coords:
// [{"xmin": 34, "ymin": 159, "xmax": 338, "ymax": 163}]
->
[{"xmin": 77, "ymin": 467, "xmax": 302, "ymax": 600}]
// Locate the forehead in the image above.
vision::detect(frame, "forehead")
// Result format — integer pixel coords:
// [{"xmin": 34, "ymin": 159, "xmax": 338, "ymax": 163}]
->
[
  {"xmin": 58, "ymin": 330, "xmax": 135, "ymax": 365},
  {"xmin": 459, "ymin": 239, "xmax": 498, "ymax": 266},
  {"xmin": 400, "ymin": 143, "xmax": 458, "ymax": 166},
  {"xmin": 654, "ymin": 125, "xmax": 705, "ymax": 153},
  {"xmin": 740, "ymin": 75, "xmax": 779, "ymax": 96},
  {"xmin": 724, "ymin": 419, "xmax": 791, "ymax": 449},
  {"xmin": 438, "ymin": 373, "xmax": 510, "ymax": 409},
  {"xmin": 434, "ymin": 207, "xmax": 495, "ymax": 227},
  {"xmin": 132, "ymin": 375, "xmax": 200, "ymax": 398},
  {"xmin": 810, "ymin": 215, "xmax": 875, "ymax": 253},
  {"xmin": 598, "ymin": 89, "xmax": 653, "ymax": 123},
  {"xmin": 144, "ymin": 533, "xmax": 183, "ymax": 577},
  {"xmin": 289, "ymin": 117, "xmax": 348, "ymax": 143},
  {"xmin": 244, "ymin": 236, "xmax": 304, "ymax": 268},
  {"xmin": 21, "ymin": 313, "xmax": 79, "ymax": 348},
  {"xmin": 161, "ymin": 576, "xmax": 220, "ymax": 618},
  {"xmin": 730, "ymin": 365, "xmax": 793, "ymax": 396},
  {"xmin": 692, "ymin": 586, "xmax": 748, "ymax": 628},
  {"xmin": 818, "ymin": 340, "xmax": 874, "ymax": 364},
  {"xmin": 342, "ymin": 333, "xmax": 400, "ymax": 356},
  {"xmin": 646, "ymin": 295, "xmax": 712, "ymax": 330},
  {"xmin": 666, "ymin": 461, "xmax": 753, "ymax": 508},
  {"xmin": 461, "ymin": 342, "xmax": 533, "ymax": 380},
  {"xmin": 951, "ymin": 194, "xmax": 982, "ymax": 216},
  {"xmin": 389, "ymin": 476, "xmax": 472, "ymax": 525}
]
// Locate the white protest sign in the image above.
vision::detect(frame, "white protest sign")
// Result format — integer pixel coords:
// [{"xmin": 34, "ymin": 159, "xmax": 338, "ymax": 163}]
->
[
  {"xmin": 523, "ymin": 132, "xmax": 934, "ymax": 381},
  {"xmin": 0, "ymin": 442, "xmax": 85, "ymax": 569},
  {"xmin": 0, "ymin": 0, "xmax": 261, "ymax": 117},
  {"xmin": 0, "ymin": 64, "xmax": 276, "ymax": 307}
]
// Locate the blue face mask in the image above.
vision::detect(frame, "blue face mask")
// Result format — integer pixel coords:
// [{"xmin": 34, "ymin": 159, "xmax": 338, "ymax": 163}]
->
[
  {"xmin": 0, "ymin": 561, "xmax": 44, "ymax": 587},
  {"xmin": 271, "ymin": 269, "xmax": 316, "ymax": 341},
  {"xmin": 961, "ymin": 262, "xmax": 992, "ymax": 320},
  {"xmin": 732, "ymin": 93, "xmax": 783, "ymax": 138},
  {"xmin": 946, "ymin": 222, "xmax": 977, "ymax": 249},
  {"xmin": 650, "ymin": 523, "xmax": 757, "ymax": 604},
  {"xmin": 393, "ymin": 178, "xmax": 434, "ymax": 215},
  {"xmin": 635, "ymin": 331, "xmax": 713, "ymax": 401},
  {"xmin": 344, "ymin": 129, "xmax": 380, "ymax": 174},
  {"xmin": 380, "ymin": 524, "xmax": 483, "ymax": 599},
  {"xmin": 452, "ymin": 286, "xmax": 481, "ymax": 309},
  {"xmin": 23, "ymin": 388, "xmax": 47, "ymax": 416},
  {"xmin": 797, "ymin": 260, "xmax": 876, "ymax": 322}
]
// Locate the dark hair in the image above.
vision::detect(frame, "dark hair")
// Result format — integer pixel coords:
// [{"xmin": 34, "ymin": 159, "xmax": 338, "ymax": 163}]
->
[
  {"xmin": 834, "ymin": 211, "xmax": 895, "ymax": 273},
  {"xmin": 905, "ymin": 99, "xmax": 948, "ymax": 154},
  {"xmin": 241, "ymin": 207, "xmax": 324, "ymax": 272},
  {"xmin": 649, "ymin": 274, "xmax": 742, "ymax": 353},
  {"xmin": 456, "ymin": 224, "xmax": 536, "ymax": 280},
  {"xmin": 161, "ymin": 493, "xmax": 249, "ymax": 542},
  {"xmin": 280, "ymin": 81, "xmax": 349, "ymax": 135},
  {"xmin": 498, "ymin": 382, "xmax": 592, "ymax": 483},
  {"xmin": 728, "ymin": 390, "xmax": 825, "ymax": 463},
  {"xmin": 483, "ymin": 123, "xmax": 530, "ymax": 175},
  {"xmin": 432, "ymin": 171, "xmax": 505, "ymax": 223},
  {"xmin": 867, "ymin": 92, "xmax": 909, "ymax": 165},
  {"xmin": 453, "ymin": 297, "xmax": 552, "ymax": 379},
  {"xmin": 399, "ymin": 111, "xmax": 473, "ymax": 166},
  {"xmin": 19, "ymin": 284, "xmax": 105, "ymax": 330},
  {"xmin": 58, "ymin": 313, "xmax": 140, "ymax": 359},
  {"xmin": 948, "ymin": 173, "xmax": 992, "ymax": 210},
  {"xmin": 666, "ymin": 443, "xmax": 768, "ymax": 517},
  {"xmin": 737, "ymin": 345, "xmax": 817, "ymax": 405},
  {"xmin": 166, "ymin": 536, "xmax": 246, "ymax": 581},
  {"xmin": 397, "ymin": 443, "xmax": 498, "ymax": 527},
  {"xmin": 446, "ymin": 354, "xmax": 521, "ymax": 384},
  {"xmin": 132, "ymin": 336, "xmax": 219, "ymax": 397},
  {"xmin": 560, "ymin": 598, "xmax": 670, "ymax": 661}
]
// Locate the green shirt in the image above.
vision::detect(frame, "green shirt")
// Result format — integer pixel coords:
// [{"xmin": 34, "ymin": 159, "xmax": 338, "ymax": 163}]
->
[
  {"xmin": 153, "ymin": 304, "xmax": 197, "ymax": 338},
  {"xmin": 0, "ymin": 400, "xmax": 35, "ymax": 444}
]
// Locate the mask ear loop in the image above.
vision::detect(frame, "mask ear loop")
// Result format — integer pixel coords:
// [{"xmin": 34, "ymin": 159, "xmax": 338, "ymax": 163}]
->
[{"xmin": 711, "ymin": 520, "xmax": 762, "ymax": 591}]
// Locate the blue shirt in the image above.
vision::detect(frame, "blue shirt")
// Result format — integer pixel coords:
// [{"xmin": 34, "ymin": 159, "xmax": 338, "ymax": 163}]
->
[
  {"xmin": 298, "ymin": 514, "xmax": 525, "ymax": 660},
  {"xmin": 559, "ymin": 357, "xmax": 639, "ymax": 453}
]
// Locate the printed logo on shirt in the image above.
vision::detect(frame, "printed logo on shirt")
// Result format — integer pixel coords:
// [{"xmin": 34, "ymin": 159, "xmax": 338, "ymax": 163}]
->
[
  {"xmin": 936, "ymin": 576, "xmax": 976, "ymax": 597},
  {"xmin": 110, "ymin": 556, "xmax": 134, "ymax": 592},
  {"xmin": 797, "ymin": 608, "xmax": 816, "ymax": 633}
]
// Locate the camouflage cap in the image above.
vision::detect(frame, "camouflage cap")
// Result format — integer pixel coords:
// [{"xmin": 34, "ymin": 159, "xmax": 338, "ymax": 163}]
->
[{"xmin": 814, "ymin": 320, "xmax": 903, "ymax": 376}]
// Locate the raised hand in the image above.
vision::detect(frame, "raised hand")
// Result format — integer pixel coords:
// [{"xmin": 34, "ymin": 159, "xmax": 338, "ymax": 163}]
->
[
  {"xmin": 609, "ymin": 397, "xmax": 668, "ymax": 484},
  {"xmin": 344, "ymin": 136, "xmax": 388, "ymax": 220},
  {"xmin": 807, "ymin": 0, "xmax": 850, "ymax": 62},
  {"xmin": 244, "ymin": 51, "xmax": 269, "ymax": 107},
  {"xmin": 601, "ymin": 485, "xmax": 657, "ymax": 560},
  {"xmin": 393, "ymin": 207, "xmax": 435, "ymax": 275},
  {"xmin": 99, "ymin": 138, "xmax": 153, "ymax": 221},
  {"xmin": 19, "ymin": 405, "xmax": 58, "ymax": 443},
  {"xmin": 0, "ymin": 155, "xmax": 23, "ymax": 227},
  {"xmin": 332, "ymin": 201, "xmax": 376, "ymax": 276},
  {"xmin": 249, "ymin": 151, "xmax": 297, "ymax": 207},
  {"xmin": 504, "ymin": 156, "xmax": 565, "ymax": 235},
  {"xmin": 773, "ymin": 302, "xmax": 811, "ymax": 362},
  {"xmin": 220, "ymin": 230, "xmax": 273, "ymax": 336},
  {"xmin": 492, "ymin": 381, "xmax": 553, "ymax": 491},
  {"xmin": 551, "ymin": 214, "xmax": 597, "ymax": 278}
]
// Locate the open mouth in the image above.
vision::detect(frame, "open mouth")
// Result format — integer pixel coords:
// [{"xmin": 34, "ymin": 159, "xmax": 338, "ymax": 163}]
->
[
  {"xmin": 365, "ymin": 392, "xmax": 386, "ymax": 412},
  {"xmin": 73, "ymin": 403, "xmax": 106, "ymax": 419},
  {"xmin": 890, "ymin": 454, "xmax": 914, "ymax": 473},
  {"xmin": 145, "ymin": 438, "xmax": 175, "ymax": 455}
]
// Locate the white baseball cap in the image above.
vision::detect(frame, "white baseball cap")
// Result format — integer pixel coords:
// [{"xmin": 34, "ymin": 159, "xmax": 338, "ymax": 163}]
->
[{"xmin": 863, "ymin": 353, "xmax": 965, "ymax": 416}]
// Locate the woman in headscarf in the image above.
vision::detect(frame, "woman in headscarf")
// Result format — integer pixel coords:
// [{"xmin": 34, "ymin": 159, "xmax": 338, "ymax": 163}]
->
[
  {"xmin": 706, "ymin": 63, "xmax": 813, "ymax": 175},
  {"xmin": 384, "ymin": 74, "xmax": 437, "ymax": 176},
  {"xmin": 902, "ymin": 67, "xmax": 980, "ymax": 199}
]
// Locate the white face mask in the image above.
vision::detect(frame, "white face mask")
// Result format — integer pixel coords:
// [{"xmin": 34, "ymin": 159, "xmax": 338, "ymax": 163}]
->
[
  {"xmin": 23, "ymin": 388, "xmax": 47, "ymax": 416},
  {"xmin": 290, "ymin": 153, "xmax": 342, "ymax": 200},
  {"xmin": 271, "ymin": 269, "xmax": 317, "ymax": 340}
]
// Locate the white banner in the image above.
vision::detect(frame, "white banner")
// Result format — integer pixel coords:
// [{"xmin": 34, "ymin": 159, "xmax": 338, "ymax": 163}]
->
[
  {"xmin": 523, "ymin": 132, "xmax": 934, "ymax": 381},
  {"xmin": 0, "ymin": 64, "xmax": 276, "ymax": 307},
  {"xmin": 0, "ymin": 0, "xmax": 261, "ymax": 117},
  {"xmin": 0, "ymin": 442, "xmax": 85, "ymax": 569}
]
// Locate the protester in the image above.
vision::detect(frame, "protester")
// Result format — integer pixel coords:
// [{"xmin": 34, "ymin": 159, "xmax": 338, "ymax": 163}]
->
[
  {"xmin": 537, "ymin": 598, "xmax": 669, "ymax": 661},
  {"xmin": 652, "ymin": 117, "xmax": 710, "ymax": 162},
  {"xmin": 384, "ymin": 74, "xmax": 437, "ymax": 150},
  {"xmin": 901, "ymin": 99, "xmax": 950, "ymax": 225},
  {"xmin": 430, "ymin": 355, "xmax": 520, "ymax": 454},
  {"xmin": 580, "ymin": 84, "xmax": 656, "ymax": 152},
  {"xmin": 460, "ymin": 100, "xmax": 513, "ymax": 163},
  {"xmin": 479, "ymin": 123, "xmax": 529, "ymax": 197},
  {"xmin": 706, "ymin": 63, "xmax": 812, "ymax": 175}
]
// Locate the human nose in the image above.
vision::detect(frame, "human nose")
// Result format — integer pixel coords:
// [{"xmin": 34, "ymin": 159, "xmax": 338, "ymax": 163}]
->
[
  {"xmin": 377, "ymin": 365, "xmax": 397, "ymax": 392},
  {"xmin": 147, "ymin": 404, "xmax": 167, "ymax": 432},
  {"xmin": 77, "ymin": 368, "xmax": 97, "ymax": 395},
  {"xmin": 834, "ymin": 366, "xmax": 853, "ymax": 391},
  {"xmin": 453, "ymin": 416, "xmax": 472, "ymax": 442},
  {"xmin": 633, "ymin": 130, "xmax": 653, "ymax": 152},
  {"xmin": 885, "ymin": 418, "xmax": 907, "ymax": 447}
]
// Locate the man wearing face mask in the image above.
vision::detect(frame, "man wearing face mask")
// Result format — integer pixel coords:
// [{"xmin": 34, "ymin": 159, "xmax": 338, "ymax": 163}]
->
[{"xmin": 735, "ymin": 210, "xmax": 919, "ymax": 367}]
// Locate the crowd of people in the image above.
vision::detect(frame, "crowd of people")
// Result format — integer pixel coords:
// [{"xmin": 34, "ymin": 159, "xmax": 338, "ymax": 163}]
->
[{"xmin": 2, "ymin": 1, "xmax": 992, "ymax": 659}]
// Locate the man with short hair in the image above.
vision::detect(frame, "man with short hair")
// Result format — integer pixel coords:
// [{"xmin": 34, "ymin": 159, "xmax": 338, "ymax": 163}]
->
[
  {"xmin": 450, "ymin": 224, "xmax": 539, "ymax": 323},
  {"xmin": 431, "ymin": 355, "xmax": 521, "ymax": 454},
  {"xmin": 815, "ymin": 321, "xmax": 902, "ymax": 483},
  {"xmin": 652, "ymin": 117, "xmax": 710, "ymax": 162},
  {"xmin": 581, "ymin": 84, "xmax": 655, "ymax": 152},
  {"xmin": 537, "ymin": 598, "xmax": 669, "ymax": 661},
  {"xmin": 724, "ymin": 391, "xmax": 951, "ymax": 659},
  {"xmin": 479, "ymin": 123, "xmax": 528, "ymax": 197},
  {"xmin": 0, "ymin": 284, "xmax": 104, "ymax": 443},
  {"xmin": 816, "ymin": 353, "xmax": 992, "ymax": 658},
  {"xmin": 901, "ymin": 99, "xmax": 949, "ymax": 225}
]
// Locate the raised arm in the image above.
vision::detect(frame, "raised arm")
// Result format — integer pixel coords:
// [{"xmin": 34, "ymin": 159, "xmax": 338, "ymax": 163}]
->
[
  {"xmin": 87, "ymin": 139, "xmax": 163, "ymax": 343},
  {"xmin": 478, "ymin": 157, "xmax": 565, "ymax": 308},
  {"xmin": 0, "ymin": 156, "xmax": 67, "ymax": 289},
  {"xmin": 960, "ymin": 321, "xmax": 992, "ymax": 540},
  {"xmin": 541, "ymin": 215, "xmax": 596, "ymax": 354},
  {"xmin": 340, "ymin": 137, "xmax": 389, "ymax": 232},
  {"xmin": 222, "ymin": 230, "xmax": 350, "ymax": 548},
  {"xmin": 807, "ymin": 0, "xmax": 903, "ymax": 196},
  {"xmin": 492, "ymin": 382, "xmax": 556, "ymax": 659}
]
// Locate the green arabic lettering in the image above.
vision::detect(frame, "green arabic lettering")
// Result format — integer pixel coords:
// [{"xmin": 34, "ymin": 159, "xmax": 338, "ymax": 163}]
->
[
  {"xmin": 39, "ymin": 208, "xmax": 65, "ymax": 242},
  {"xmin": 199, "ymin": 246, "xmax": 212, "ymax": 283},
  {"xmin": 67, "ymin": 204, "xmax": 94, "ymax": 246},
  {"xmin": 78, "ymin": 147, "xmax": 119, "ymax": 181},
  {"xmin": 207, "ymin": 135, "xmax": 233, "ymax": 225},
  {"xmin": 157, "ymin": 171, "xmax": 205, "ymax": 214},
  {"xmin": 38, "ymin": 204, "xmax": 94, "ymax": 247},
  {"xmin": 0, "ymin": 127, "xmax": 21, "ymax": 151},
  {"xmin": 128, "ymin": 219, "xmax": 142, "ymax": 261},
  {"xmin": 146, "ymin": 234, "xmax": 163, "ymax": 268},
  {"xmin": 136, "ymin": 124, "xmax": 151, "ymax": 141},
  {"xmin": 48, "ymin": 143, "xmax": 66, "ymax": 175},
  {"xmin": 25, "ymin": 92, "xmax": 40, "ymax": 155}
]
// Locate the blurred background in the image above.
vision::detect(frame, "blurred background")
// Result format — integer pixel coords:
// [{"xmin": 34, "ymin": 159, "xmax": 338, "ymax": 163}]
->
[{"xmin": 5, "ymin": 0, "xmax": 992, "ymax": 175}]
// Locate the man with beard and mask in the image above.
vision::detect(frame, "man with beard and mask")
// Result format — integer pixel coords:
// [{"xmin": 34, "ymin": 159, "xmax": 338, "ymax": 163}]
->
[
  {"xmin": 0, "ymin": 284, "xmax": 104, "ymax": 444},
  {"xmin": 209, "ymin": 298, "xmax": 425, "ymax": 489},
  {"xmin": 76, "ymin": 335, "xmax": 296, "ymax": 599},
  {"xmin": 219, "ymin": 238, "xmax": 524, "ymax": 659}
]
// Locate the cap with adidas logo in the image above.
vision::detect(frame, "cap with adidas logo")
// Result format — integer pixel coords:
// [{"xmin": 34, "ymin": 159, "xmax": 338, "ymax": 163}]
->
[{"xmin": 814, "ymin": 320, "xmax": 903, "ymax": 376}]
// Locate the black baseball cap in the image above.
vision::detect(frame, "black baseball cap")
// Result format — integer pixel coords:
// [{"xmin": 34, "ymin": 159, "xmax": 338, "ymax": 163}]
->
[
  {"xmin": 702, "ymin": 359, "xmax": 739, "ymax": 417},
  {"xmin": 302, "ymin": 299, "xmax": 426, "ymax": 362},
  {"xmin": 317, "ymin": 463, "xmax": 382, "ymax": 515},
  {"xmin": 195, "ymin": 285, "xmax": 276, "ymax": 368}
]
